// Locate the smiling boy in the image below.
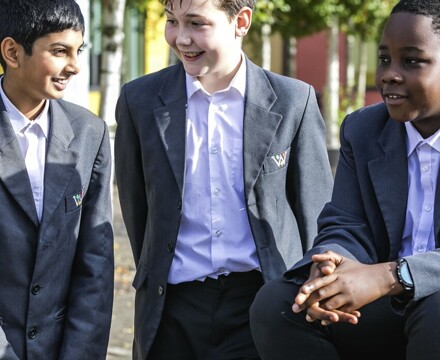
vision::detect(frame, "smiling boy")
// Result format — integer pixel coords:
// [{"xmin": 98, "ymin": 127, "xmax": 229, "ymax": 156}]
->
[
  {"xmin": 0, "ymin": 0, "xmax": 114, "ymax": 359},
  {"xmin": 250, "ymin": 1, "xmax": 440, "ymax": 359},
  {"xmin": 115, "ymin": 0, "xmax": 333, "ymax": 359}
]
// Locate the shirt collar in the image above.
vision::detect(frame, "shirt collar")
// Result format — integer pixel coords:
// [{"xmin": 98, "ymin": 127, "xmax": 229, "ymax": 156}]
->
[
  {"xmin": 405, "ymin": 121, "xmax": 440, "ymax": 156},
  {"xmin": 186, "ymin": 52, "xmax": 247, "ymax": 100},
  {"xmin": 0, "ymin": 76, "xmax": 50, "ymax": 139}
]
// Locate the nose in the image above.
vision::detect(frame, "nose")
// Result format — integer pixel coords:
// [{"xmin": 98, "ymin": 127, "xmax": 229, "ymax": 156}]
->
[
  {"xmin": 380, "ymin": 64, "xmax": 403, "ymax": 84},
  {"xmin": 66, "ymin": 53, "xmax": 81, "ymax": 75},
  {"xmin": 176, "ymin": 26, "xmax": 191, "ymax": 47}
]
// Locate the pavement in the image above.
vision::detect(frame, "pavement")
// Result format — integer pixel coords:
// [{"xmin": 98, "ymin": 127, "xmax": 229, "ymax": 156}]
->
[{"xmin": 106, "ymin": 184, "xmax": 136, "ymax": 359}]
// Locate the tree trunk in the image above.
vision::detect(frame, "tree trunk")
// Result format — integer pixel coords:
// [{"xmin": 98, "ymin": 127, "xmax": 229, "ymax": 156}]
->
[
  {"xmin": 282, "ymin": 37, "xmax": 297, "ymax": 78},
  {"xmin": 99, "ymin": 0, "xmax": 127, "ymax": 126},
  {"xmin": 356, "ymin": 40, "xmax": 368, "ymax": 109},
  {"xmin": 345, "ymin": 34, "xmax": 356, "ymax": 114},
  {"xmin": 261, "ymin": 23, "xmax": 271, "ymax": 70},
  {"xmin": 323, "ymin": 17, "xmax": 340, "ymax": 152}
]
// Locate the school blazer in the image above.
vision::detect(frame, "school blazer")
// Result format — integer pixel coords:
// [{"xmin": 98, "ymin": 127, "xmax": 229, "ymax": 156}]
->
[
  {"xmin": 114, "ymin": 58, "xmax": 333, "ymax": 359},
  {"xmin": 287, "ymin": 102, "xmax": 440, "ymax": 306},
  {"xmin": 0, "ymin": 97, "xmax": 114, "ymax": 359}
]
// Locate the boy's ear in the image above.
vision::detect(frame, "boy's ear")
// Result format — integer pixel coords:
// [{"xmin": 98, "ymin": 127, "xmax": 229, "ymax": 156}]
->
[
  {"xmin": 235, "ymin": 7, "xmax": 252, "ymax": 38},
  {"xmin": 1, "ymin": 37, "xmax": 21, "ymax": 69}
]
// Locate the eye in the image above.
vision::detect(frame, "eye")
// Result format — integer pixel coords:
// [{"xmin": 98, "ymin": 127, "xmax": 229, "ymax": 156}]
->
[
  {"xmin": 378, "ymin": 55, "xmax": 390, "ymax": 64},
  {"xmin": 192, "ymin": 22, "xmax": 204, "ymax": 28},
  {"xmin": 166, "ymin": 18, "xmax": 177, "ymax": 25},
  {"xmin": 77, "ymin": 47, "xmax": 84, "ymax": 55},
  {"xmin": 406, "ymin": 57, "xmax": 421, "ymax": 65},
  {"xmin": 52, "ymin": 48, "xmax": 67, "ymax": 56}
]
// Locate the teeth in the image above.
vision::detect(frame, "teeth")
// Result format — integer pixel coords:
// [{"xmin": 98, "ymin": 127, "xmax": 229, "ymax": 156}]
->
[
  {"xmin": 184, "ymin": 52, "xmax": 200, "ymax": 58},
  {"xmin": 387, "ymin": 95, "xmax": 401, "ymax": 99},
  {"xmin": 54, "ymin": 78, "xmax": 68, "ymax": 84}
]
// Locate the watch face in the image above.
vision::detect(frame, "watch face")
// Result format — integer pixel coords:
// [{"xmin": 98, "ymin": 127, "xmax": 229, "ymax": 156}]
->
[{"xmin": 399, "ymin": 261, "xmax": 414, "ymax": 287}]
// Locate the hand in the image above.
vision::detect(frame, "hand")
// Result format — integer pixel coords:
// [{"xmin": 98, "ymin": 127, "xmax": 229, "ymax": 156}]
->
[
  {"xmin": 293, "ymin": 251, "xmax": 399, "ymax": 325},
  {"xmin": 292, "ymin": 251, "xmax": 360, "ymax": 325}
]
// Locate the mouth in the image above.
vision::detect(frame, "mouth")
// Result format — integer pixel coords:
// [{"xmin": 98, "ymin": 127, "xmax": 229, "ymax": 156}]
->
[
  {"xmin": 181, "ymin": 51, "xmax": 204, "ymax": 59},
  {"xmin": 52, "ymin": 77, "xmax": 70, "ymax": 91}
]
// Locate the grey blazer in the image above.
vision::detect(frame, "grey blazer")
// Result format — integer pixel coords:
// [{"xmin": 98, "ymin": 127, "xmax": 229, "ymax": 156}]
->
[
  {"xmin": 287, "ymin": 102, "xmax": 440, "ymax": 307},
  {"xmin": 0, "ymin": 98, "xmax": 114, "ymax": 359},
  {"xmin": 115, "ymin": 58, "xmax": 333, "ymax": 359}
]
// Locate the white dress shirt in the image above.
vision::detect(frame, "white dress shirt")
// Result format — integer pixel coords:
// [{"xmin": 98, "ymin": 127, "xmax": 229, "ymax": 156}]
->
[
  {"xmin": 0, "ymin": 79, "xmax": 49, "ymax": 222},
  {"xmin": 399, "ymin": 122, "xmax": 440, "ymax": 257},
  {"xmin": 168, "ymin": 56, "xmax": 260, "ymax": 284}
]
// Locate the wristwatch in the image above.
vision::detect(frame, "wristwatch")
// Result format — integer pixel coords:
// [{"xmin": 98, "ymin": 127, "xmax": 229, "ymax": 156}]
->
[{"xmin": 396, "ymin": 258, "xmax": 414, "ymax": 294}]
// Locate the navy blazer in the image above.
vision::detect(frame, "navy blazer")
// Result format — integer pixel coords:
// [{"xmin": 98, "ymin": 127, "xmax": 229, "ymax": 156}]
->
[
  {"xmin": 115, "ymin": 58, "xmax": 333, "ymax": 359},
  {"xmin": 0, "ymin": 98, "xmax": 114, "ymax": 359},
  {"xmin": 287, "ymin": 102, "xmax": 440, "ymax": 306}
]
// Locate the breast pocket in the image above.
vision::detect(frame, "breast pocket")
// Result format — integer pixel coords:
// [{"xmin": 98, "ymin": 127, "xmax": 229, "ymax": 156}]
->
[
  {"xmin": 262, "ymin": 147, "xmax": 291, "ymax": 174},
  {"xmin": 65, "ymin": 186, "xmax": 86, "ymax": 213}
]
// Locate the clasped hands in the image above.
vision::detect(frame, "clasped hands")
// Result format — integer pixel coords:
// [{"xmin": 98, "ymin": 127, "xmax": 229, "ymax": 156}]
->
[{"xmin": 291, "ymin": 251, "xmax": 400, "ymax": 326}]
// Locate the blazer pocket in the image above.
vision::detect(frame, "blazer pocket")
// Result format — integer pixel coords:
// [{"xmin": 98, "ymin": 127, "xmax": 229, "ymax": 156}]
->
[
  {"xmin": 132, "ymin": 263, "xmax": 149, "ymax": 290},
  {"xmin": 65, "ymin": 186, "xmax": 86, "ymax": 213},
  {"xmin": 54, "ymin": 306, "xmax": 67, "ymax": 320},
  {"xmin": 262, "ymin": 147, "xmax": 291, "ymax": 174}
]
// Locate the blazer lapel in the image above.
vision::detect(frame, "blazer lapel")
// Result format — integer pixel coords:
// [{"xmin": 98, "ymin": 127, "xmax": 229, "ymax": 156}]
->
[
  {"xmin": 368, "ymin": 119, "xmax": 408, "ymax": 259},
  {"xmin": 154, "ymin": 64, "xmax": 187, "ymax": 194},
  {"xmin": 41, "ymin": 100, "xmax": 78, "ymax": 224},
  {"xmin": 243, "ymin": 59, "xmax": 283, "ymax": 199},
  {"xmin": 0, "ymin": 102, "xmax": 39, "ymax": 226}
]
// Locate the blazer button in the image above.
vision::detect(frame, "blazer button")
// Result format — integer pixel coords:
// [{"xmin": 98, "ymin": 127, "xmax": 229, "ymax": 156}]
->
[
  {"xmin": 177, "ymin": 201, "xmax": 182, "ymax": 211},
  {"xmin": 28, "ymin": 327, "xmax": 37, "ymax": 339},
  {"xmin": 166, "ymin": 243, "xmax": 174, "ymax": 253},
  {"xmin": 31, "ymin": 285, "xmax": 41, "ymax": 295},
  {"xmin": 158, "ymin": 285, "xmax": 164, "ymax": 296}
]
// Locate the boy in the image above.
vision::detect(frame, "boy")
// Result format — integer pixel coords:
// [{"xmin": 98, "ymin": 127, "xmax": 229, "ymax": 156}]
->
[
  {"xmin": 250, "ymin": 1, "xmax": 440, "ymax": 359},
  {"xmin": 114, "ymin": 0, "xmax": 333, "ymax": 358},
  {"xmin": 0, "ymin": 0, "xmax": 114, "ymax": 359}
]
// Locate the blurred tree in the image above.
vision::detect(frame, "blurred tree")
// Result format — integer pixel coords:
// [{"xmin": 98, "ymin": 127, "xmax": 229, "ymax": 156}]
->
[{"xmin": 99, "ymin": 0, "xmax": 150, "ymax": 126}]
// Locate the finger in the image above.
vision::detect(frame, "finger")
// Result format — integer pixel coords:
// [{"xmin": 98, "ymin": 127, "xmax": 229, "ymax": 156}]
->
[
  {"xmin": 294, "ymin": 274, "xmax": 338, "ymax": 308},
  {"xmin": 305, "ymin": 303, "xmax": 339, "ymax": 324},
  {"xmin": 330, "ymin": 309, "xmax": 360, "ymax": 325},
  {"xmin": 317, "ymin": 260, "xmax": 337, "ymax": 275},
  {"xmin": 312, "ymin": 251, "xmax": 343, "ymax": 266}
]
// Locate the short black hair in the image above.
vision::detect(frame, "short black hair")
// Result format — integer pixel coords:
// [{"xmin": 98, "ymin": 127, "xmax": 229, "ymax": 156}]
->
[
  {"xmin": 391, "ymin": 0, "xmax": 440, "ymax": 34},
  {"xmin": 0, "ymin": 0, "xmax": 84, "ymax": 70}
]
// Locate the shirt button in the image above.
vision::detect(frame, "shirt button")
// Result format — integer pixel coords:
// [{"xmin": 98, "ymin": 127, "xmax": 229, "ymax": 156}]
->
[
  {"xmin": 422, "ymin": 165, "xmax": 429, "ymax": 172},
  {"xmin": 416, "ymin": 245, "xmax": 424, "ymax": 252},
  {"xmin": 216, "ymin": 230, "xmax": 222, "ymax": 237},
  {"xmin": 424, "ymin": 205, "xmax": 432, "ymax": 212},
  {"xmin": 31, "ymin": 285, "xmax": 41, "ymax": 295},
  {"xmin": 28, "ymin": 328, "xmax": 37, "ymax": 339},
  {"xmin": 158, "ymin": 285, "xmax": 164, "ymax": 296},
  {"xmin": 211, "ymin": 147, "xmax": 218, "ymax": 154},
  {"xmin": 214, "ymin": 188, "xmax": 220, "ymax": 195}
]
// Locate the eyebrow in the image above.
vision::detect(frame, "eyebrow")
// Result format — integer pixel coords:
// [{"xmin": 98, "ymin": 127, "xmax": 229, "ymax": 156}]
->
[
  {"xmin": 50, "ymin": 41, "xmax": 85, "ymax": 49},
  {"xmin": 378, "ymin": 44, "xmax": 425, "ymax": 53}
]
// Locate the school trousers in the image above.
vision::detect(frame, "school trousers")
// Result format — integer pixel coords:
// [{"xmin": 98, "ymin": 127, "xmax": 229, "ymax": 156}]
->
[
  {"xmin": 149, "ymin": 270, "xmax": 264, "ymax": 360},
  {"xmin": 250, "ymin": 277, "xmax": 440, "ymax": 360}
]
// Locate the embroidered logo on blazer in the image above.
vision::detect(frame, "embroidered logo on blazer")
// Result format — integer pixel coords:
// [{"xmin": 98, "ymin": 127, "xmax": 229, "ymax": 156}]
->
[
  {"xmin": 65, "ymin": 187, "xmax": 86, "ymax": 213},
  {"xmin": 271, "ymin": 151, "xmax": 288, "ymax": 168}
]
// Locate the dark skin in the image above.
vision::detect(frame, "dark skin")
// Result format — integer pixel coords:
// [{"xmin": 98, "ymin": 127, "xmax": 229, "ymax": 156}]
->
[{"xmin": 293, "ymin": 12, "xmax": 440, "ymax": 325}]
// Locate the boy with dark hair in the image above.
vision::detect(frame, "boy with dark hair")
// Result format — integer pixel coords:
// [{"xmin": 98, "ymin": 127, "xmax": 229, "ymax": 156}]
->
[
  {"xmin": 0, "ymin": 0, "xmax": 114, "ymax": 359},
  {"xmin": 115, "ymin": 0, "xmax": 333, "ymax": 358},
  {"xmin": 250, "ymin": 1, "xmax": 440, "ymax": 359}
]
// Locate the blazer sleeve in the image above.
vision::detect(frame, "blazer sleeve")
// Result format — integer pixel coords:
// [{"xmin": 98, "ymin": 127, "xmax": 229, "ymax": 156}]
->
[
  {"xmin": 286, "ymin": 114, "xmax": 378, "ymax": 282},
  {"xmin": 59, "ymin": 123, "xmax": 114, "ymax": 359},
  {"xmin": 114, "ymin": 84, "xmax": 148, "ymax": 266},
  {"xmin": 287, "ymin": 85, "xmax": 334, "ymax": 254}
]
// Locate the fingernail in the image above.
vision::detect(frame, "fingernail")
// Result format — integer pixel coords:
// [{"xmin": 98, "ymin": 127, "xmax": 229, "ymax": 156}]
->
[{"xmin": 292, "ymin": 304, "xmax": 299, "ymax": 313}]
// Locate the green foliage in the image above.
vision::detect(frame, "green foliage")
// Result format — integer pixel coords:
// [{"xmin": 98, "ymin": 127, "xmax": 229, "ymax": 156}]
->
[{"xmin": 126, "ymin": 0, "xmax": 149, "ymax": 12}]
